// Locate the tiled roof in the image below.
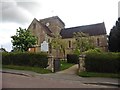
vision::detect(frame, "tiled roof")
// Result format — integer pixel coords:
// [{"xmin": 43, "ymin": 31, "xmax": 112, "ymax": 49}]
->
[{"xmin": 60, "ymin": 22, "xmax": 106, "ymax": 38}]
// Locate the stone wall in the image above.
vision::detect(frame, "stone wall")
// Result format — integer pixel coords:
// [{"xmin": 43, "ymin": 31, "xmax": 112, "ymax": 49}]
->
[
  {"xmin": 40, "ymin": 16, "xmax": 65, "ymax": 34},
  {"xmin": 60, "ymin": 35, "xmax": 108, "ymax": 57},
  {"xmin": 28, "ymin": 19, "xmax": 53, "ymax": 52}
]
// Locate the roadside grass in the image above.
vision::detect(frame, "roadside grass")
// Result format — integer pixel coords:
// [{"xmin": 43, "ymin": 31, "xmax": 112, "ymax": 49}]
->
[
  {"xmin": 2, "ymin": 65, "xmax": 52, "ymax": 74},
  {"xmin": 2, "ymin": 61, "xmax": 75, "ymax": 73},
  {"xmin": 60, "ymin": 60, "xmax": 75, "ymax": 70},
  {"xmin": 78, "ymin": 71, "xmax": 120, "ymax": 78}
]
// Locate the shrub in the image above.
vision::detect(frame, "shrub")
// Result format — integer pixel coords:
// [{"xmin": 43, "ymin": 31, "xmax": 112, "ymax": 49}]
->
[
  {"xmin": 83, "ymin": 48, "xmax": 102, "ymax": 54},
  {"xmin": 85, "ymin": 52, "xmax": 120, "ymax": 73},
  {"xmin": 2, "ymin": 52, "xmax": 48, "ymax": 68},
  {"xmin": 67, "ymin": 54, "xmax": 79, "ymax": 64}
]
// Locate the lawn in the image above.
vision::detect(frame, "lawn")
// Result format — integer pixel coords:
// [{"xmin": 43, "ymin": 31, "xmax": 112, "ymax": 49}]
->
[
  {"xmin": 78, "ymin": 71, "xmax": 120, "ymax": 78},
  {"xmin": 3, "ymin": 65, "xmax": 52, "ymax": 74},
  {"xmin": 60, "ymin": 60, "xmax": 75, "ymax": 70},
  {"xmin": 2, "ymin": 61, "xmax": 75, "ymax": 73}
]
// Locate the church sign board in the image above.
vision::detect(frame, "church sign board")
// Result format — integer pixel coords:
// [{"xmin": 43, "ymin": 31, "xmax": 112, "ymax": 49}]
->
[{"xmin": 41, "ymin": 41, "xmax": 49, "ymax": 52}]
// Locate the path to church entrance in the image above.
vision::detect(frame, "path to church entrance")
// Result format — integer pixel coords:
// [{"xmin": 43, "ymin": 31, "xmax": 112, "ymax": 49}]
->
[
  {"xmin": 56, "ymin": 64, "xmax": 78, "ymax": 74},
  {"xmin": 38, "ymin": 64, "xmax": 80, "ymax": 81}
]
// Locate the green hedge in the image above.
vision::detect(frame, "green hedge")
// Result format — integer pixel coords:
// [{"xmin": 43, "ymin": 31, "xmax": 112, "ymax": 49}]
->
[
  {"xmin": 2, "ymin": 52, "xmax": 48, "ymax": 68},
  {"xmin": 85, "ymin": 52, "xmax": 120, "ymax": 73},
  {"xmin": 67, "ymin": 54, "xmax": 79, "ymax": 64}
]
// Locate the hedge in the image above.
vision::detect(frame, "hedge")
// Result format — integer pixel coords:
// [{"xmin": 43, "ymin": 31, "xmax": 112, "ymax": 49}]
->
[
  {"xmin": 67, "ymin": 54, "xmax": 79, "ymax": 64},
  {"xmin": 2, "ymin": 52, "xmax": 48, "ymax": 68},
  {"xmin": 85, "ymin": 52, "xmax": 120, "ymax": 73}
]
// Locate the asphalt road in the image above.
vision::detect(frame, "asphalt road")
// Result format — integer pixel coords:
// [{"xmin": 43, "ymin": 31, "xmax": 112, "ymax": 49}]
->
[{"xmin": 2, "ymin": 73, "xmax": 118, "ymax": 88}]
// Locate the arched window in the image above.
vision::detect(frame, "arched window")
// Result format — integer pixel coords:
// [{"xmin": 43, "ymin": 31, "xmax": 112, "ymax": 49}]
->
[
  {"xmin": 68, "ymin": 40, "xmax": 72, "ymax": 48},
  {"xmin": 97, "ymin": 38, "xmax": 100, "ymax": 46}
]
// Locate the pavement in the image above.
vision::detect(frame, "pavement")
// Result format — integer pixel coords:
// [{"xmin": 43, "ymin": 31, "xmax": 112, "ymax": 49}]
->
[{"xmin": 1, "ymin": 65, "xmax": 120, "ymax": 88}]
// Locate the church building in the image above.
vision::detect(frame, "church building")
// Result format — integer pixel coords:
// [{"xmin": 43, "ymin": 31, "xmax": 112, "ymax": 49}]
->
[{"xmin": 27, "ymin": 16, "xmax": 108, "ymax": 57}]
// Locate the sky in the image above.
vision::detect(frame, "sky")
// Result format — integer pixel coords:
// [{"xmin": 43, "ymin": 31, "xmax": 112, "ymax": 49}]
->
[{"xmin": 0, "ymin": 0, "xmax": 119, "ymax": 52}]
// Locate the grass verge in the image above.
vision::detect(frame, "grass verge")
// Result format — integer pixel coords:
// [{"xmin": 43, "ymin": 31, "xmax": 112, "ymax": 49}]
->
[
  {"xmin": 3, "ymin": 65, "xmax": 52, "ymax": 74},
  {"xmin": 78, "ymin": 71, "xmax": 120, "ymax": 78},
  {"xmin": 60, "ymin": 60, "xmax": 75, "ymax": 70}
]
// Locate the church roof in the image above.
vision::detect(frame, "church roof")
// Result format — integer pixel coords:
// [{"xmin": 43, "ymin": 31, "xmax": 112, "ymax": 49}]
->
[
  {"xmin": 28, "ymin": 18, "xmax": 54, "ymax": 37},
  {"xmin": 60, "ymin": 22, "xmax": 106, "ymax": 38},
  {"xmin": 40, "ymin": 16, "xmax": 65, "ymax": 26},
  {"xmin": 37, "ymin": 20, "xmax": 54, "ymax": 37}
]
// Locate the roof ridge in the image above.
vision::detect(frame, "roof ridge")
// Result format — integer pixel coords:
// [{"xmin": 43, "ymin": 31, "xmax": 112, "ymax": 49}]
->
[
  {"xmin": 60, "ymin": 22, "xmax": 106, "ymax": 38},
  {"xmin": 39, "ymin": 16, "xmax": 65, "ymax": 26},
  {"xmin": 64, "ymin": 22, "xmax": 105, "ymax": 30},
  {"xmin": 31, "ymin": 18, "xmax": 53, "ymax": 37},
  {"xmin": 40, "ymin": 16, "xmax": 58, "ymax": 20}
]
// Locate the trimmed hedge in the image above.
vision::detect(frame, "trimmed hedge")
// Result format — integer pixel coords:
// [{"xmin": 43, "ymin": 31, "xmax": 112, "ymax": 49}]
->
[
  {"xmin": 85, "ymin": 52, "xmax": 120, "ymax": 73},
  {"xmin": 67, "ymin": 54, "xmax": 79, "ymax": 64},
  {"xmin": 2, "ymin": 52, "xmax": 48, "ymax": 68}
]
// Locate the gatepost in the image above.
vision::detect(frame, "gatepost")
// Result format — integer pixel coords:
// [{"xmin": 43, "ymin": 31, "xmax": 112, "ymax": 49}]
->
[
  {"xmin": 78, "ymin": 54, "xmax": 86, "ymax": 72},
  {"xmin": 47, "ymin": 55, "xmax": 54, "ymax": 72}
]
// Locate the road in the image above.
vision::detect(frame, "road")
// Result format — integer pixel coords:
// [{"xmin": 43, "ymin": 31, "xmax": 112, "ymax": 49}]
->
[{"xmin": 2, "ymin": 73, "xmax": 118, "ymax": 88}]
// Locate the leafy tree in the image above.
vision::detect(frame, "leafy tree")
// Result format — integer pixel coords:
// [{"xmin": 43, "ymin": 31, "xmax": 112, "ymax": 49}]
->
[
  {"xmin": 11, "ymin": 27, "xmax": 37, "ymax": 52},
  {"xmin": 51, "ymin": 33, "xmax": 62, "ymax": 58},
  {"xmin": 0, "ymin": 48, "xmax": 7, "ymax": 52},
  {"xmin": 108, "ymin": 18, "xmax": 120, "ymax": 52},
  {"xmin": 73, "ymin": 32, "xmax": 94, "ymax": 55},
  {"xmin": 51, "ymin": 33, "xmax": 67, "ymax": 59}
]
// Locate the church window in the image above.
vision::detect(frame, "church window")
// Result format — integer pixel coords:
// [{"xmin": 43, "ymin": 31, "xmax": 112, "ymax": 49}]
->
[
  {"xmin": 97, "ymin": 38, "xmax": 100, "ymax": 46},
  {"xmin": 68, "ymin": 40, "xmax": 72, "ymax": 48}
]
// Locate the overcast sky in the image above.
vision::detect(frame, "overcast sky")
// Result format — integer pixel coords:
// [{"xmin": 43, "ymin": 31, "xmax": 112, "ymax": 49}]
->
[{"xmin": 0, "ymin": 0, "xmax": 119, "ymax": 52}]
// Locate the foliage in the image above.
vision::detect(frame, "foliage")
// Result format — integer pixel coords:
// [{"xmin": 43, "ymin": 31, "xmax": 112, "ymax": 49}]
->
[
  {"xmin": 108, "ymin": 17, "xmax": 120, "ymax": 52},
  {"xmin": 11, "ymin": 27, "xmax": 37, "ymax": 52},
  {"xmin": 60, "ymin": 40, "xmax": 67, "ymax": 60},
  {"xmin": 67, "ymin": 54, "xmax": 79, "ymax": 64},
  {"xmin": 51, "ymin": 33, "xmax": 67, "ymax": 59},
  {"xmin": 51, "ymin": 33, "xmax": 62, "ymax": 49},
  {"xmin": 73, "ymin": 32, "xmax": 94, "ymax": 55},
  {"xmin": 85, "ymin": 52, "xmax": 120, "ymax": 73},
  {"xmin": 2, "ymin": 52, "xmax": 48, "ymax": 68},
  {"xmin": 3, "ymin": 65, "xmax": 52, "ymax": 74},
  {"xmin": 83, "ymin": 48, "xmax": 103, "ymax": 54},
  {"xmin": 0, "ymin": 48, "xmax": 7, "ymax": 52},
  {"xmin": 51, "ymin": 33, "xmax": 62, "ymax": 58}
]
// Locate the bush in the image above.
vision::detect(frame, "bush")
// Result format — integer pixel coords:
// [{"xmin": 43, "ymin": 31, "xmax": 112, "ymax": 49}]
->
[
  {"xmin": 67, "ymin": 54, "xmax": 79, "ymax": 64},
  {"xmin": 2, "ymin": 52, "xmax": 48, "ymax": 68},
  {"xmin": 83, "ymin": 48, "xmax": 103, "ymax": 54},
  {"xmin": 85, "ymin": 52, "xmax": 120, "ymax": 73}
]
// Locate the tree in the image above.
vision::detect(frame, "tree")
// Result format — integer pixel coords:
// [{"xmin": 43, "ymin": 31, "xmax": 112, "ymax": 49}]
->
[
  {"xmin": 108, "ymin": 18, "xmax": 120, "ymax": 52},
  {"xmin": 11, "ymin": 27, "xmax": 37, "ymax": 52},
  {"xmin": 73, "ymin": 32, "xmax": 94, "ymax": 55},
  {"xmin": 51, "ymin": 33, "xmax": 67, "ymax": 59},
  {"xmin": 51, "ymin": 33, "xmax": 62, "ymax": 58},
  {"xmin": 0, "ymin": 48, "xmax": 7, "ymax": 52},
  {"xmin": 60, "ymin": 40, "xmax": 67, "ymax": 60}
]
